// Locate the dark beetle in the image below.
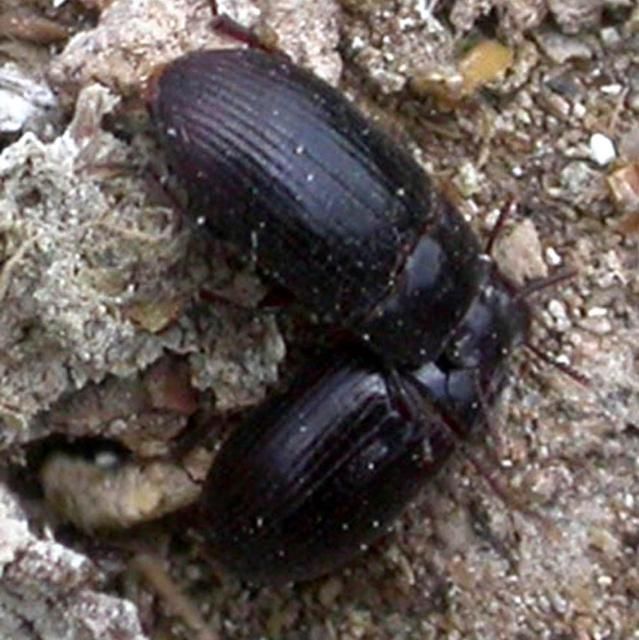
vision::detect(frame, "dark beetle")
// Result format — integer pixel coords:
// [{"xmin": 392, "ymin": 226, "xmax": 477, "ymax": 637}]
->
[
  {"xmin": 201, "ymin": 277, "xmax": 530, "ymax": 583},
  {"xmin": 201, "ymin": 350, "xmax": 447, "ymax": 584},
  {"xmin": 148, "ymin": 48, "xmax": 486, "ymax": 368},
  {"xmin": 147, "ymin": 47, "xmax": 532, "ymax": 583}
]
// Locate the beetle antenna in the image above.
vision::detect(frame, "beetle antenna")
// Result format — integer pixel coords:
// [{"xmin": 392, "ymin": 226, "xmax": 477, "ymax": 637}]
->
[
  {"xmin": 525, "ymin": 342, "xmax": 590, "ymax": 387},
  {"xmin": 485, "ymin": 197, "xmax": 517, "ymax": 256},
  {"xmin": 514, "ymin": 267, "xmax": 590, "ymax": 387},
  {"xmin": 515, "ymin": 266, "xmax": 577, "ymax": 301}
]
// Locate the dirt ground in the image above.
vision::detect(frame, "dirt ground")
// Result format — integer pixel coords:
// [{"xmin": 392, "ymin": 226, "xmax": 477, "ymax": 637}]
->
[{"xmin": 0, "ymin": 1, "xmax": 638, "ymax": 639}]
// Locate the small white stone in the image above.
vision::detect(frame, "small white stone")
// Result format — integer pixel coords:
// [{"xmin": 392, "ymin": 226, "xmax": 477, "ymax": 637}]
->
[
  {"xmin": 548, "ymin": 299, "xmax": 567, "ymax": 321},
  {"xmin": 94, "ymin": 451, "xmax": 121, "ymax": 468},
  {"xmin": 597, "ymin": 574, "xmax": 613, "ymax": 587},
  {"xmin": 453, "ymin": 161, "xmax": 482, "ymax": 198},
  {"xmin": 586, "ymin": 306, "xmax": 607, "ymax": 318},
  {"xmin": 350, "ymin": 36, "xmax": 366, "ymax": 52},
  {"xmin": 545, "ymin": 246, "xmax": 562, "ymax": 267},
  {"xmin": 572, "ymin": 102, "xmax": 586, "ymax": 118},
  {"xmin": 600, "ymin": 83, "xmax": 623, "ymax": 96},
  {"xmin": 589, "ymin": 133, "xmax": 616, "ymax": 166},
  {"xmin": 600, "ymin": 27, "xmax": 621, "ymax": 47}
]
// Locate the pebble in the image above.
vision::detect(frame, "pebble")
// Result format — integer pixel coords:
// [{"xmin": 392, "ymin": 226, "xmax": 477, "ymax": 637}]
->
[
  {"xmin": 535, "ymin": 31, "xmax": 593, "ymax": 64},
  {"xmin": 589, "ymin": 133, "xmax": 616, "ymax": 166}
]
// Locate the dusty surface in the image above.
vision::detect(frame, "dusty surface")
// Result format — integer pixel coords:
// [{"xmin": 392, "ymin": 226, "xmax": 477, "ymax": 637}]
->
[
  {"xmin": 0, "ymin": 0, "xmax": 637, "ymax": 639},
  {"xmin": 0, "ymin": 480, "xmax": 146, "ymax": 639}
]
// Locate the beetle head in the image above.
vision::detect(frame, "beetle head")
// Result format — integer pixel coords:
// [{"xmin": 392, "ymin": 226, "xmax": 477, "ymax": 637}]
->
[{"xmin": 442, "ymin": 266, "xmax": 532, "ymax": 396}]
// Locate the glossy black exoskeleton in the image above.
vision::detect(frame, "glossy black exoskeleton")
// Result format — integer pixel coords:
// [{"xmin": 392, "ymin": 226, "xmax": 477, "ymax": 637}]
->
[
  {"xmin": 148, "ymin": 48, "xmax": 486, "ymax": 368},
  {"xmin": 201, "ymin": 272, "xmax": 530, "ymax": 583},
  {"xmin": 147, "ymin": 46, "xmax": 534, "ymax": 583}
]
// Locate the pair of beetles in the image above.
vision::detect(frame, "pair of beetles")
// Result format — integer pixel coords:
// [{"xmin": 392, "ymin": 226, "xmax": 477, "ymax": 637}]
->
[{"xmin": 146, "ymin": 43, "xmax": 538, "ymax": 584}]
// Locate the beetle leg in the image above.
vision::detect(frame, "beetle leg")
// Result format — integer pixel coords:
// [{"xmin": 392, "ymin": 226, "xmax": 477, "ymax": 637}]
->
[{"xmin": 392, "ymin": 367, "xmax": 556, "ymax": 530}]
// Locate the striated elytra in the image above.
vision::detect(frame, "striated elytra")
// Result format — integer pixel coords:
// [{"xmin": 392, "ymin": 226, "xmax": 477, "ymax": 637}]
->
[
  {"xmin": 148, "ymin": 47, "xmax": 532, "ymax": 583},
  {"xmin": 148, "ymin": 48, "xmax": 486, "ymax": 368},
  {"xmin": 201, "ymin": 350, "xmax": 455, "ymax": 584},
  {"xmin": 201, "ymin": 277, "xmax": 530, "ymax": 583}
]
